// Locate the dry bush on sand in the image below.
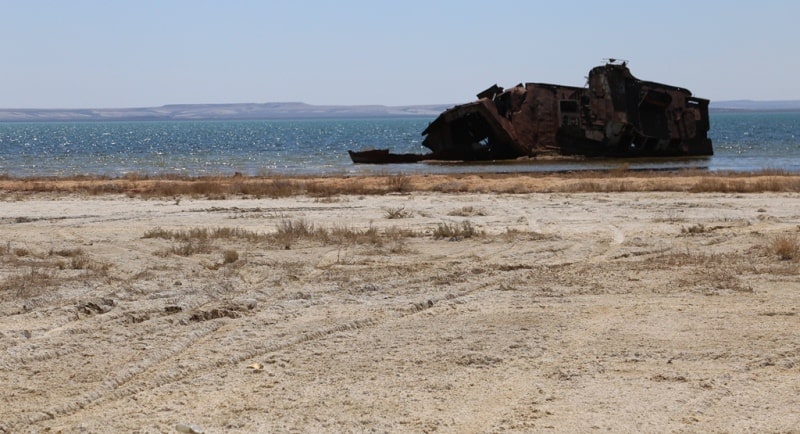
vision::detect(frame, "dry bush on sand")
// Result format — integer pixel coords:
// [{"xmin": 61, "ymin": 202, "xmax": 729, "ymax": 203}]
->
[
  {"xmin": 387, "ymin": 173, "xmax": 412, "ymax": 193},
  {"xmin": 383, "ymin": 207, "xmax": 413, "ymax": 219},
  {"xmin": 447, "ymin": 206, "xmax": 487, "ymax": 217},
  {"xmin": 432, "ymin": 221, "xmax": 481, "ymax": 240},
  {"xmin": 0, "ymin": 268, "xmax": 56, "ymax": 299},
  {"xmin": 222, "ymin": 249, "xmax": 240, "ymax": 264},
  {"xmin": 769, "ymin": 234, "xmax": 800, "ymax": 261}
]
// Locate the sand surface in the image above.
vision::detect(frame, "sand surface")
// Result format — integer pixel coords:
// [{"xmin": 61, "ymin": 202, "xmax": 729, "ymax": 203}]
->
[{"xmin": 1, "ymin": 188, "xmax": 799, "ymax": 433}]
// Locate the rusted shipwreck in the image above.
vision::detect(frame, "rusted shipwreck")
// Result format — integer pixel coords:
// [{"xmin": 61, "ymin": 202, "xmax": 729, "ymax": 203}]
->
[{"xmin": 349, "ymin": 61, "xmax": 712, "ymax": 163}]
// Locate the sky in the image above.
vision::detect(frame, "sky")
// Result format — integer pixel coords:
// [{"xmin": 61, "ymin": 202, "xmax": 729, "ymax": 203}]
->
[{"xmin": 2, "ymin": 0, "xmax": 799, "ymax": 108}]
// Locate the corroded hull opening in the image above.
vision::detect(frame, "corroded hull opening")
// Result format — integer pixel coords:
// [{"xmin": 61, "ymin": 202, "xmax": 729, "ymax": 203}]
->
[{"xmin": 350, "ymin": 62, "xmax": 712, "ymax": 164}]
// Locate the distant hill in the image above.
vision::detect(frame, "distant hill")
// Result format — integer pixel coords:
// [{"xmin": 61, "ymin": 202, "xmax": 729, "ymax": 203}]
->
[
  {"xmin": 0, "ymin": 102, "xmax": 452, "ymax": 122},
  {"xmin": 2, "ymin": 100, "xmax": 799, "ymax": 122},
  {"xmin": 710, "ymin": 100, "xmax": 800, "ymax": 112}
]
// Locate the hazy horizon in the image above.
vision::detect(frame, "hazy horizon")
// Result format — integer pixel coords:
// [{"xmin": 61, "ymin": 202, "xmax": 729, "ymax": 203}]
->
[
  {"xmin": 1, "ymin": 99, "xmax": 799, "ymax": 112},
  {"xmin": 3, "ymin": 1, "xmax": 799, "ymax": 109}
]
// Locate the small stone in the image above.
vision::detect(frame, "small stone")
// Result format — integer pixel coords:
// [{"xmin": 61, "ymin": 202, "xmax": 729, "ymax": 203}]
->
[{"xmin": 175, "ymin": 423, "xmax": 204, "ymax": 434}]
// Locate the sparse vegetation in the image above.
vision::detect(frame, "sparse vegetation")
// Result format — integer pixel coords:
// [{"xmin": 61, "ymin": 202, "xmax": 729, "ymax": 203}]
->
[
  {"xmin": 144, "ymin": 226, "xmax": 268, "ymax": 242},
  {"xmin": 222, "ymin": 249, "xmax": 239, "ymax": 264},
  {"xmin": 50, "ymin": 247, "xmax": 85, "ymax": 257},
  {"xmin": 447, "ymin": 206, "xmax": 486, "ymax": 217},
  {"xmin": 13, "ymin": 247, "xmax": 30, "ymax": 257},
  {"xmin": 0, "ymin": 247, "xmax": 110, "ymax": 299},
  {"xmin": 0, "ymin": 268, "xmax": 56, "ymax": 298},
  {"xmin": 432, "ymin": 221, "xmax": 481, "ymax": 240},
  {"xmin": 502, "ymin": 228, "xmax": 550, "ymax": 242},
  {"xmin": 166, "ymin": 240, "xmax": 213, "ymax": 257},
  {"xmin": 330, "ymin": 225, "xmax": 381, "ymax": 246},
  {"xmin": 769, "ymin": 234, "xmax": 800, "ymax": 261},
  {"xmin": 2, "ymin": 170, "xmax": 800, "ymax": 198},
  {"xmin": 274, "ymin": 218, "xmax": 322, "ymax": 248},
  {"xmin": 387, "ymin": 173, "xmax": 411, "ymax": 193},
  {"xmin": 142, "ymin": 219, "xmax": 421, "ymax": 254},
  {"xmin": 383, "ymin": 207, "xmax": 413, "ymax": 219},
  {"xmin": 682, "ymin": 223, "xmax": 709, "ymax": 234}
]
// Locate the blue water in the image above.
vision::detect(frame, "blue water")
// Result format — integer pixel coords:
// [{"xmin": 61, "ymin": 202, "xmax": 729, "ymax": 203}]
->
[{"xmin": 0, "ymin": 112, "xmax": 798, "ymax": 177}]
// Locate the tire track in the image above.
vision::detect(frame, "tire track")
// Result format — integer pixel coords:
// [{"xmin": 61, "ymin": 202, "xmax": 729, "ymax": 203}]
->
[
  {"xmin": 3, "ymin": 269, "xmax": 497, "ymax": 432},
  {"xmin": 1, "ymin": 295, "xmax": 213, "ymax": 369},
  {"xmin": 1, "ymin": 321, "xmax": 222, "ymax": 432}
]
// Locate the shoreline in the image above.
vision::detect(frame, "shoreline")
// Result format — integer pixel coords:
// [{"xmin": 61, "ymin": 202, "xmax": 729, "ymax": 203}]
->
[{"xmin": 2, "ymin": 169, "xmax": 800, "ymax": 197}]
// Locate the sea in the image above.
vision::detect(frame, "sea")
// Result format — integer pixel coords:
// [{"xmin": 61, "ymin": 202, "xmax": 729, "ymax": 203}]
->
[{"xmin": 0, "ymin": 112, "xmax": 798, "ymax": 178}]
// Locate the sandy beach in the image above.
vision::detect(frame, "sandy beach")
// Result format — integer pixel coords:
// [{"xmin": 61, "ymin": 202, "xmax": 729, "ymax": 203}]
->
[{"xmin": 2, "ymin": 174, "xmax": 800, "ymax": 433}]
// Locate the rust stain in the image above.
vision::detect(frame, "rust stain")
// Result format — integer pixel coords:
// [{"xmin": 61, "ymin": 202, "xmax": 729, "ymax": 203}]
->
[{"xmin": 350, "ymin": 61, "xmax": 712, "ymax": 163}]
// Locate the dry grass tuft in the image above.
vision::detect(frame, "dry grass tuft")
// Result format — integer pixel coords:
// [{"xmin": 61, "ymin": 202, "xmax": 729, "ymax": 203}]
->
[
  {"xmin": 688, "ymin": 176, "xmax": 800, "ymax": 193},
  {"xmin": 274, "ymin": 219, "xmax": 329, "ymax": 248},
  {"xmin": 502, "ymin": 228, "xmax": 551, "ymax": 242},
  {"xmin": 222, "ymin": 249, "xmax": 239, "ymax": 264},
  {"xmin": 50, "ymin": 247, "xmax": 85, "ymax": 257},
  {"xmin": 559, "ymin": 181, "xmax": 635, "ymax": 193},
  {"xmin": 330, "ymin": 225, "xmax": 382, "ymax": 246},
  {"xmin": 769, "ymin": 234, "xmax": 800, "ymax": 261},
  {"xmin": 142, "ymin": 227, "xmax": 174, "ymax": 239},
  {"xmin": 383, "ymin": 207, "xmax": 413, "ymax": 219},
  {"xmin": 276, "ymin": 218, "xmax": 316, "ymax": 238},
  {"xmin": 165, "ymin": 240, "xmax": 213, "ymax": 257},
  {"xmin": 447, "ymin": 206, "xmax": 486, "ymax": 217},
  {"xmin": 431, "ymin": 181, "xmax": 469, "ymax": 193},
  {"xmin": 237, "ymin": 179, "xmax": 303, "ymax": 198},
  {"xmin": 688, "ymin": 178, "xmax": 747, "ymax": 193},
  {"xmin": 4, "ymin": 170, "xmax": 800, "ymax": 197},
  {"xmin": 143, "ymin": 226, "xmax": 268, "ymax": 242},
  {"xmin": 142, "ymin": 220, "xmax": 418, "ymax": 252},
  {"xmin": 682, "ymin": 223, "xmax": 710, "ymax": 234},
  {"xmin": 13, "ymin": 247, "xmax": 31, "ymax": 257},
  {"xmin": 387, "ymin": 173, "xmax": 412, "ymax": 193},
  {"xmin": 0, "ymin": 268, "xmax": 56, "ymax": 299},
  {"xmin": 432, "ymin": 221, "xmax": 481, "ymax": 240}
]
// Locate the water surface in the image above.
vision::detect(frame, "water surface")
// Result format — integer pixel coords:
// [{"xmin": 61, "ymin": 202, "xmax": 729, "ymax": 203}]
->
[{"xmin": 1, "ymin": 112, "xmax": 798, "ymax": 177}]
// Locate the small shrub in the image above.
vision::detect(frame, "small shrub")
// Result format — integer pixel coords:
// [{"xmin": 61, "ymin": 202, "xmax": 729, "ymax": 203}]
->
[
  {"xmin": 222, "ymin": 249, "xmax": 239, "ymax": 264},
  {"xmin": 50, "ymin": 247, "xmax": 85, "ymax": 257},
  {"xmin": 431, "ymin": 181, "xmax": 468, "ymax": 193},
  {"xmin": 502, "ymin": 228, "xmax": 550, "ymax": 242},
  {"xmin": 143, "ymin": 227, "xmax": 173, "ymax": 239},
  {"xmin": 276, "ymin": 218, "xmax": 314, "ymax": 238},
  {"xmin": 447, "ymin": 206, "xmax": 486, "ymax": 217},
  {"xmin": 387, "ymin": 173, "xmax": 411, "ymax": 193},
  {"xmin": 384, "ymin": 226, "xmax": 418, "ymax": 239},
  {"xmin": 211, "ymin": 227, "xmax": 266, "ymax": 241},
  {"xmin": 330, "ymin": 225, "xmax": 380, "ymax": 246},
  {"xmin": 682, "ymin": 223, "xmax": 708, "ymax": 234},
  {"xmin": 169, "ymin": 240, "xmax": 213, "ymax": 256},
  {"xmin": 770, "ymin": 234, "xmax": 800, "ymax": 261},
  {"xmin": 238, "ymin": 179, "xmax": 302, "ymax": 198},
  {"xmin": 433, "ymin": 221, "xmax": 481, "ymax": 240},
  {"xmin": 384, "ymin": 207, "xmax": 413, "ymax": 219},
  {"xmin": 1, "ymin": 268, "xmax": 55, "ymax": 299},
  {"xmin": 274, "ymin": 218, "xmax": 323, "ymax": 248}
]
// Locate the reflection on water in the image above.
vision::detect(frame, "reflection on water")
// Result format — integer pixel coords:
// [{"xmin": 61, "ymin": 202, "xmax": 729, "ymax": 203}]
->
[{"xmin": 0, "ymin": 112, "xmax": 798, "ymax": 177}]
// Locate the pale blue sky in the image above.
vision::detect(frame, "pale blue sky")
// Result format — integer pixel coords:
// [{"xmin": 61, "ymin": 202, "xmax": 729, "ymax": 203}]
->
[{"xmin": 2, "ymin": 0, "xmax": 799, "ymax": 108}]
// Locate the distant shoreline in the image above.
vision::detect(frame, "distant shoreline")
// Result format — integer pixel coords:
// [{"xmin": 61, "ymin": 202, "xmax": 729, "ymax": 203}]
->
[
  {"xmin": 0, "ymin": 102, "xmax": 450, "ymax": 123},
  {"xmin": 1, "ymin": 101, "xmax": 799, "ymax": 122}
]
